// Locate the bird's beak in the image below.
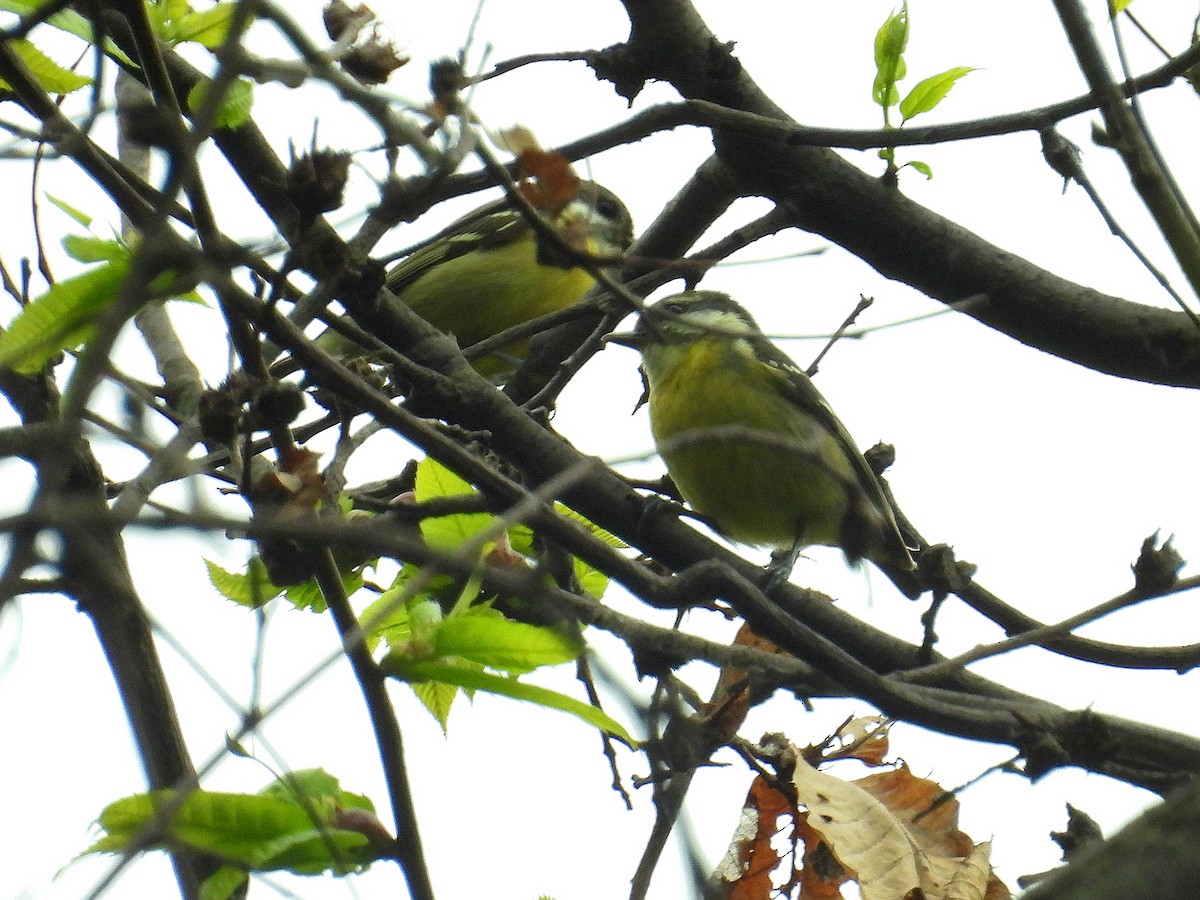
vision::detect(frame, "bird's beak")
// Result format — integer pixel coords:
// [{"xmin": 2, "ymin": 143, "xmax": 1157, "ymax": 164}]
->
[{"xmin": 602, "ymin": 330, "xmax": 644, "ymax": 350}]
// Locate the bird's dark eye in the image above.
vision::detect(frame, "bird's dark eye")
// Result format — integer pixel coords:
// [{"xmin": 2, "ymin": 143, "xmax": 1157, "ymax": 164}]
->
[
  {"xmin": 595, "ymin": 194, "xmax": 620, "ymax": 221},
  {"xmin": 662, "ymin": 302, "xmax": 684, "ymax": 315}
]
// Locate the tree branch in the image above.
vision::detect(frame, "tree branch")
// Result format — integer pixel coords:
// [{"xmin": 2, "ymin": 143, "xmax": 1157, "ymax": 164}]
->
[{"xmin": 614, "ymin": 0, "xmax": 1200, "ymax": 387}]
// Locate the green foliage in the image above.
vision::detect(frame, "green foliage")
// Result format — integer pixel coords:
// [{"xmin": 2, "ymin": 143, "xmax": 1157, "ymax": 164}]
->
[
  {"xmin": 899, "ymin": 66, "xmax": 975, "ymax": 124},
  {"xmin": 206, "ymin": 557, "xmax": 285, "ymax": 608},
  {"xmin": 187, "ymin": 76, "xmax": 255, "ymax": 129},
  {"xmin": 432, "ymin": 610, "xmax": 583, "ymax": 674},
  {"xmin": 82, "ymin": 769, "xmax": 385, "ymax": 882},
  {"xmin": 45, "ymin": 194, "xmax": 94, "ymax": 228},
  {"xmin": 0, "ymin": 38, "xmax": 90, "ymax": 93},
  {"xmin": 361, "ymin": 457, "xmax": 631, "ymax": 736},
  {"xmin": 384, "ymin": 657, "xmax": 635, "ymax": 744},
  {"xmin": 205, "ymin": 455, "xmax": 626, "ymax": 736},
  {"xmin": 205, "ymin": 555, "xmax": 367, "ymax": 612},
  {"xmin": 198, "ymin": 866, "xmax": 249, "ymax": 900},
  {"xmin": 0, "ymin": 1, "xmax": 134, "ymax": 65},
  {"xmin": 0, "ymin": 210, "xmax": 206, "ymax": 374},
  {"xmin": 414, "ymin": 456, "xmax": 499, "ymax": 549},
  {"xmin": 870, "ymin": 2, "xmax": 974, "ymax": 178},
  {"xmin": 0, "ymin": 256, "xmax": 130, "ymax": 374},
  {"xmin": 368, "ymin": 582, "xmax": 595, "ymax": 731},
  {"xmin": 872, "ymin": 3, "xmax": 909, "ymax": 111},
  {"xmin": 907, "ymin": 160, "xmax": 934, "ymax": 179},
  {"xmin": 146, "ymin": 0, "xmax": 239, "ymax": 49},
  {"xmin": 60, "ymin": 235, "xmax": 124, "ymax": 264}
]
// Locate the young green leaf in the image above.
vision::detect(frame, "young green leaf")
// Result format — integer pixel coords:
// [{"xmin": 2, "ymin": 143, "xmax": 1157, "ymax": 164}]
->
[
  {"xmin": 205, "ymin": 557, "xmax": 285, "ymax": 608},
  {"xmin": 187, "ymin": 77, "xmax": 255, "ymax": 129},
  {"xmin": 359, "ymin": 584, "xmax": 413, "ymax": 649},
  {"xmin": 84, "ymin": 790, "xmax": 375, "ymax": 874},
  {"xmin": 45, "ymin": 194, "xmax": 94, "ymax": 228},
  {"xmin": 574, "ymin": 556, "xmax": 610, "ymax": 600},
  {"xmin": 414, "ymin": 457, "xmax": 498, "ymax": 550},
  {"xmin": 0, "ymin": 257, "xmax": 129, "ymax": 373},
  {"xmin": 388, "ymin": 659, "xmax": 636, "ymax": 744},
  {"xmin": 872, "ymin": 3, "xmax": 909, "ymax": 108},
  {"xmin": 412, "ymin": 678, "xmax": 461, "ymax": 730},
  {"xmin": 199, "ymin": 866, "xmax": 248, "ymax": 900},
  {"xmin": 899, "ymin": 66, "xmax": 975, "ymax": 123},
  {"xmin": 433, "ymin": 613, "xmax": 583, "ymax": 674},
  {"xmin": 83, "ymin": 771, "xmax": 384, "ymax": 877},
  {"xmin": 260, "ymin": 768, "xmax": 375, "ymax": 814},
  {"xmin": 173, "ymin": 2, "xmax": 238, "ymax": 48},
  {"xmin": 62, "ymin": 235, "xmax": 125, "ymax": 264},
  {"xmin": 147, "ymin": 0, "xmax": 239, "ymax": 48},
  {"xmin": 0, "ymin": 2, "xmax": 135, "ymax": 66},
  {"xmin": 0, "ymin": 39, "xmax": 90, "ymax": 94},
  {"xmin": 557, "ymin": 504, "xmax": 627, "ymax": 549}
]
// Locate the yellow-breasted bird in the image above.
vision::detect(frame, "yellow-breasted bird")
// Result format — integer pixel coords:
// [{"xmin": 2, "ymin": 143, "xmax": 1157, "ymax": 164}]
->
[
  {"xmin": 322, "ymin": 180, "xmax": 633, "ymax": 380},
  {"xmin": 606, "ymin": 290, "xmax": 917, "ymax": 588}
]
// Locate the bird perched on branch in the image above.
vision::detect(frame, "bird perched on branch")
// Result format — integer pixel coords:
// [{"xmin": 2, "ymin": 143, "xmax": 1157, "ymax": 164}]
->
[
  {"xmin": 322, "ymin": 179, "xmax": 633, "ymax": 380},
  {"xmin": 606, "ymin": 290, "xmax": 917, "ymax": 591}
]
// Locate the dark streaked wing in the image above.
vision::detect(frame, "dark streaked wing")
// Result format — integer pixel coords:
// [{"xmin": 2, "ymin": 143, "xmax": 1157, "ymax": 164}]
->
[
  {"xmin": 384, "ymin": 208, "xmax": 530, "ymax": 295},
  {"xmin": 753, "ymin": 333, "xmax": 912, "ymax": 561}
]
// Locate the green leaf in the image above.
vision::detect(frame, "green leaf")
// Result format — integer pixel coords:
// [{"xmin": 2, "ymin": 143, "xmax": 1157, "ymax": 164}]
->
[
  {"xmin": 62, "ymin": 235, "xmax": 125, "ymax": 264},
  {"xmin": 174, "ymin": 3, "xmax": 237, "ymax": 48},
  {"xmin": 414, "ymin": 457, "xmax": 498, "ymax": 550},
  {"xmin": 0, "ymin": 257, "xmax": 129, "ymax": 373},
  {"xmin": 260, "ymin": 768, "xmax": 375, "ymax": 815},
  {"xmin": 388, "ymin": 659, "xmax": 636, "ymax": 744},
  {"xmin": 205, "ymin": 557, "xmax": 285, "ymax": 608},
  {"xmin": 872, "ymin": 3, "xmax": 909, "ymax": 108},
  {"xmin": 187, "ymin": 76, "xmax": 254, "ymax": 129},
  {"xmin": 359, "ymin": 585, "xmax": 413, "ymax": 650},
  {"xmin": 199, "ymin": 867, "xmax": 248, "ymax": 900},
  {"xmin": 84, "ymin": 773, "xmax": 383, "ymax": 876},
  {"xmin": 45, "ymin": 194, "xmax": 93, "ymax": 228},
  {"xmin": 279, "ymin": 578, "xmax": 329, "ymax": 612},
  {"xmin": 411, "ymin": 677, "xmax": 460, "ymax": 729},
  {"xmin": 407, "ymin": 597, "xmax": 444, "ymax": 652},
  {"xmin": 281, "ymin": 565, "xmax": 367, "ymax": 613},
  {"xmin": 558, "ymin": 505, "xmax": 626, "ymax": 549},
  {"xmin": 433, "ymin": 614, "xmax": 583, "ymax": 674},
  {"xmin": 206, "ymin": 554, "xmax": 363, "ymax": 613},
  {"xmin": 899, "ymin": 66, "xmax": 975, "ymax": 123},
  {"xmin": 906, "ymin": 160, "xmax": 934, "ymax": 178},
  {"xmin": 0, "ymin": 2, "xmax": 135, "ymax": 65},
  {"xmin": 148, "ymin": 0, "xmax": 244, "ymax": 49},
  {"xmin": 0, "ymin": 39, "xmax": 90, "ymax": 94},
  {"xmin": 1109, "ymin": 0, "xmax": 1132, "ymax": 16},
  {"xmin": 146, "ymin": 0, "xmax": 191, "ymax": 41},
  {"xmin": 574, "ymin": 555, "xmax": 609, "ymax": 600}
]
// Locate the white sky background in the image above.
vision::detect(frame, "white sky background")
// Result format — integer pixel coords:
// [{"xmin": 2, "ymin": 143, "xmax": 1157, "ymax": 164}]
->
[{"xmin": 3, "ymin": 1, "xmax": 1200, "ymax": 898}]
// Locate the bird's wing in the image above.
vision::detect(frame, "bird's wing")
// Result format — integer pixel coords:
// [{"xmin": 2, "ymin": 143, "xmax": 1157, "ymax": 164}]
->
[
  {"xmin": 756, "ymin": 336, "xmax": 904, "ymax": 526},
  {"xmin": 385, "ymin": 207, "xmax": 530, "ymax": 294}
]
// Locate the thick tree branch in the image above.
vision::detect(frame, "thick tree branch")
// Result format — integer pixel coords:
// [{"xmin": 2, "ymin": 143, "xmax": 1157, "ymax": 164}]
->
[{"xmin": 614, "ymin": 0, "xmax": 1200, "ymax": 388}]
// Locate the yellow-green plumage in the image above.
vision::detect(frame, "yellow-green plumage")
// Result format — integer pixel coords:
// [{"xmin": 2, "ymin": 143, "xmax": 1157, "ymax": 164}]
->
[
  {"xmin": 646, "ymin": 335, "xmax": 855, "ymax": 549},
  {"xmin": 397, "ymin": 231, "xmax": 600, "ymax": 374},
  {"xmin": 385, "ymin": 181, "xmax": 632, "ymax": 378},
  {"xmin": 608, "ymin": 291, "xmax": 914, "ymax": 575}
]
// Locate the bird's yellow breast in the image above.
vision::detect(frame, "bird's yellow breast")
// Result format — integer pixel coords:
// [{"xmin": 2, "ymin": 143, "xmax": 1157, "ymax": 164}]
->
[{"xmin": 645, "ymin": 337, "xmax": 853, "ymax": 548}]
